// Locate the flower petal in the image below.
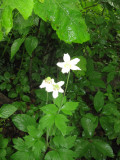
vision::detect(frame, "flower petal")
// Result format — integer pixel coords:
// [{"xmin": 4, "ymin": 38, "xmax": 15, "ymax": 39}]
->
[
  {"xmin": 39, "ymin": 80, "xmax": 46, "ymax": 88},
  {"xmin": 71, "ymin": 65, "xmax": 81, "ymax": 70},
  {"xmin": 63, "ymin": 53, "xmax": 70, "ymax": 62},
  {"xmin": 62, "ymin": 68, "xmax": 70, "ymax": 73},
  {"xmin": 71, "ymin": 58, "xmax": 80, "ymax": 65},
  {"xmin": 46, "ymin": 85, "xmax": 53, "ymax": 92},
  {"xmin": 53, "ymin": 91, "xmax": 58, "ymax": 98},
  {"xmin": 57, "ymin": 62, "xmax": 65, "ymax": 68},
  {"xmin": 51, "ymin": 79, "xmax": 55, "ymax": 84},
  {"xmin": 57, "ymin": 81, "xmax": 64, "ymax": 86},
  {"xmin": 59, "ymin": 88, "xmax": 64, "ymax": 93}
]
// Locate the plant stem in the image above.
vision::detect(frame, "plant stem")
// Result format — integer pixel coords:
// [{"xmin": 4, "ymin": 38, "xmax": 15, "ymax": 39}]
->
[
  {"xmin": 46, "ymin": 92, "xmax": 48, "ymax": 104},
  {"xmin": 64, "ymin": 71, "xmax": 70, "ymax": 96}
]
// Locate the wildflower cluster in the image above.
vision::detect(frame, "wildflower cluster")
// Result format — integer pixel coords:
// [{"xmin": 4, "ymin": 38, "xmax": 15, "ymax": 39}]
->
[{"xmin": 40, "ymin": 53, "xmax": 81, "ymax": 98}]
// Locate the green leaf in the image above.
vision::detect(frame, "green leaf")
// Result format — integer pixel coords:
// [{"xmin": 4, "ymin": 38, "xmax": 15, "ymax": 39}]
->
[
  {"xmin": 94, "ymin": 91, "xmax": 104, "ymax": 112},
  {"xmin": 0, "ymin": 135, "xmax": 8, "ymax": 148},
  {"xmin": 4, "ymin": 72, "xmax": 10, "ymax": 80},
  {"xmin": 81, "ymin": 113, "xmax": 98, "ymax": 138},
  {"xmin": 8, "ymin": 92, "xmax": 18, "ymax": 98},
  {"xmin": 100, "ymin": 116, "xmax": 115, "ymax": 139},
  {"xmin": 102, "ymin": 103, "xmax": 120, "ymax": 117},
  {"xmin": 27, "ymin": 125, "xmax": 43, "ymax": 138},
  {"xmin": 0, "ymin": 82, "xmax": 7, "ymax": 90},
  {"xmin": 11, "ymin": 38, "xmax": 24, "ymax": 59},
  {"xmin": 21, "ymin": 95, "xmax": 30, "ymax": 102},
  {"xmin": 107, "ymin": 72, "xmax": 115, "ymax": 83},
  {"xmin": 75, "ymin": 139, "xmax": 90, "ymax": 157},
  {"xmin": 114, "ymin": 120, "xmax": 120, "ymax": 133},
  {"xmin": 35, "ymin": 89, "xmax": 52, "ymax": 101},
  {"xmin": 0, "ymin": 104, "xmax": 17, "ymax": 119},
  {"xmin": 102, "ymin": 64, "xmax": 116, "ymax": 72},
  {"xmin": 11, "ymin": 151, "xmax": 29, "ymax": 160},
  {"xmin": 45, "ymin": 151, "xmax": 61, "ymax": 160},
  {"xmin": 12, "ymin": 114, "xmax": 37, "ymax": 132},
  {"xmin": 41, "ymin": 104, "xmax": 58, "ymax": 114},
  {"xmin": 39, "ymin": 114, "xmax": 55, "ymax": 130},
  {"xmin": 53, "ymin": 135, "xmax": 76, "ymax": 149},
  {"xmin": 34, "ymin": 0, "xmax": 90, "ymax": 44},
  {"xmin": 58, "ymin": 149, "xmax": 76, "ymax": 160},
  {"xmin": 61, "ymin": 102, "xmax": 79, "ymax": 115},
  {"xmin": 32, "ymin": 140, "xmax": 46, "ymax": 158},
  {"xmin": 24, "ymin": 135, "xmax": 36, "ymax": 148},
  {"xmin": 53, "ymin": 93, "xmax": 66, "ymax": 108},
  {"xmin": 2, "ymin": 6, "xmax": 13, "ymax": 34},
  {"xmin": 0, "ymin": 149, "xmax": 6, "ymax": 158},
  {"xmin": 92, "ymin": 139, "xmax": 114, "ymax": 157},
  {"xmin": 0, "ymin": 24, "xmax": 3, "ymax": 41},
  {"xmin": 25, "ymin": 36, "xmax": 38, "ymax": 56},
  {"xmin": 55, "ymin": 114, "xmax": 69, "ymax": 136},
  {"xmin": 10, "ymin": 0, "xmax": 34, "ymax": 20},
  {"xmin": 13, "ymin": 138, "xmax": 26, "ymax": 151}
]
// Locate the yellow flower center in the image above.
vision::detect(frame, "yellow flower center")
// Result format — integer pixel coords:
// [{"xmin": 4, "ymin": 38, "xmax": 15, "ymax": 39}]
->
[
  {"xmin": 45, "ymin": 77, "xmax": 52, "ymax": 84},
  {"xmin": 64, "ymin": 62, "xmax": 71, "ymax": 69},
  {"xmin": 53, "ymin": 84, "xmax": 60, "ymax": 91}
]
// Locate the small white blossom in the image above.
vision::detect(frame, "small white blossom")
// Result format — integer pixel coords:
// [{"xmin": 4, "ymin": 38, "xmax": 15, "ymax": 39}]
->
[
  {"xmin": 52, "ymin": 81, "xmax": 64, "ymax": 98},
  {"xmin": 40, "ymin": 77, "xmax": 54, "ymax": 92},
  {"xmin": 57, "ymin": 53, "xmax": 81, "ymax": 73}
]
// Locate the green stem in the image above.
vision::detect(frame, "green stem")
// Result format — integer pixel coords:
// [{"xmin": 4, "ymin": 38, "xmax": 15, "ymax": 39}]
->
[
  {"xmin": 64, "ymin": 71, "xmax": 70, "ymax": 96},
  {"xmin": 46, "ymin": 92, "xmax": 48, "ymax": 104}
]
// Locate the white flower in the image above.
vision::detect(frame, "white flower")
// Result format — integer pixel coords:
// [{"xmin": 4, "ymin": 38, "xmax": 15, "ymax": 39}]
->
[
  {"xmin": 40, "ymin": 77, "xmax": 54, "ymax": 92},
  {"xmin": 52, "ymin": 81, "xmax": 64, "ymax": 98},
  {"xmin": 57, "ymin": 53, "xmax": 81, "ymax": 73}
]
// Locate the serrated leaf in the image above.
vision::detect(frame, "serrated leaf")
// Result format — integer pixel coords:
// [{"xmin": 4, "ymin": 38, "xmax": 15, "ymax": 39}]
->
[
  {"xmin": 2, "ymin": 6, "xmax": 13, "ymax": 34},
  {"xmin": 102, "ymin": 103, "xmax": 120, "ymax": 117},
  {"xmin": 61, "ymin": 102, "xmax": 79, "ymax": 115},
  {"xmin": 12, "ymin": 114, "xmax": 37, "ymax": 132},
  {"xmin": 27, "ymin": 126, "xmax": 43, "ymax": 138},
  {"xmin": 55, "ymin": 114, "xmax": 69, "ymax": 136},
  {"xmin": 93, "ymin": 139, "xmax": 114, "ymax": 157},
  {"xmin": 81, "ymin": 113, "xmax": 98, "ymax": 138},
  {"xmin": 11, "ymin": 151, "xmax": 29, "ymax": 160},
  {"xmin": 45, "ymin": 151, "xmax": 61, "ymax": 160},
  {"xmin": 13, "ymin": 138, "xmax": 26, "ymax": 151},
  {"xmin": 24, "ymin": 135, "xmax": 36, "ymax": 148},
  {"xmin": 0, "ymin": 104, "xmax": 17, "ymax": 118},
  {"xmin": 75, "ymin": 139, "xmax": 90, "ymax": 157},
  {"xmin": 34, "ymin": 0, "xmax": 90, "ymax": 44},
  {"xmin": 100, "ymin": 116, "xmax": 115, "ymax": 139},
  {"xmin": 40, "ymin": 104, "xmax": 58, "ymax": 114},
  {"xmin": 58, "ymin": 148, "xmax": 76, "ymax": 160},
  {"xmin": 25, "ymin": 36, "xmax": 38, "ymax": 56},
  {"xmin": 32, "ymin": 140, "xmax": 46, "ymax": 158},
  {"xmin": 39, "ymin": 114, "xmax": 55, "ymax": 130},
  {"xmin": 53, "ymin": 135, "xmax": 76, "ymax": 149},
  {"xmin": 11, "ymin": 38, "xmax": 24, "ymax": 59},
  {"xmin": 94, "ymin": 91, "xmax": 104, "ymax": 112}
]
